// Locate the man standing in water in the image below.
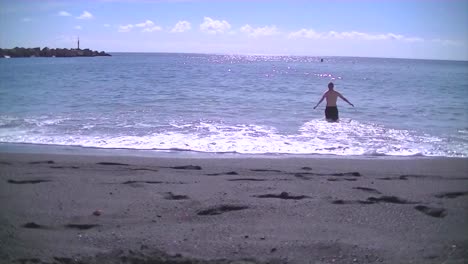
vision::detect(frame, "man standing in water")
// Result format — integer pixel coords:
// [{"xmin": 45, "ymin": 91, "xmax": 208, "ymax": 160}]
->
[{"xmin": 313, "ymin": 82, "xmax": 354, "ymax": 122}]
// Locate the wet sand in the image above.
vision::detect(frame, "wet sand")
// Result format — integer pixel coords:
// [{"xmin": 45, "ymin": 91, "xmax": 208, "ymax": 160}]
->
[{"xmin": 0, "ymin": 152, "xmax": 467, "ymax": 264}]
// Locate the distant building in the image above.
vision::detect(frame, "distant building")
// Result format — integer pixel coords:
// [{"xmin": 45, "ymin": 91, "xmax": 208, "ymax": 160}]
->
[{"xmin": 77, "ymin": 37, "xmax": 80, "ymax": 50}]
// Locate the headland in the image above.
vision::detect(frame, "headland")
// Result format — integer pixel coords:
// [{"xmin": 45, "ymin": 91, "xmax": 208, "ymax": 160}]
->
[{"xmin": 0, "ymin": 47, "xmax": 111, "ymax": 58}]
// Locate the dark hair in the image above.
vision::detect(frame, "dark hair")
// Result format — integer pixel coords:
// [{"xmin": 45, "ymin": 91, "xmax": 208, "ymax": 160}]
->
[{"xmin": 328, "ymin": 82, "xmax": 334, "ymax": 89}]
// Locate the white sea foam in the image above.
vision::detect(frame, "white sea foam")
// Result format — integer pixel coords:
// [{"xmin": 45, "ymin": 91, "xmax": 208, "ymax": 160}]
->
[
  {"xmin": 0, "ymin": 118, "xmax": 465, "ymax": 157},
  {"xmin": 23, "ymin": 117, "xmax": 68, "ymax": 127}
]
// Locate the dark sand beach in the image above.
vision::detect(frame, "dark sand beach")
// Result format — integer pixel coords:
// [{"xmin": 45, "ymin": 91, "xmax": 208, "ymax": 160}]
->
[{"xmin": 1, "ymin": 152, "xmax": 467, "ymax": 264}]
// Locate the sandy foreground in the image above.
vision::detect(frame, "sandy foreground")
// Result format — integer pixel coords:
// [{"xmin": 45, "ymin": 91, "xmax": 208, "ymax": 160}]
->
[{"xmin": 0, "ymin": 152, "xmax": 467, "ymax": 264}]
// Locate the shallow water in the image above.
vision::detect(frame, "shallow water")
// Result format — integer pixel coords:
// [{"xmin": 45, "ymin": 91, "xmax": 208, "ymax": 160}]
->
[{"xmin": 0, "ymin": 53, "xmax": 467, "ymax": 156}]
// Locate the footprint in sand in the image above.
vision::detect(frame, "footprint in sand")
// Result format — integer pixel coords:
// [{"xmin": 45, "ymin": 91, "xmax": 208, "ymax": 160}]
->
[
  {"xmin": 22, "ymin": 222, "xmax": 46, "ymax": 229},
  {"xmin": 331, "ymin": 200, "xmax": 373, "ymax": 205},
  {"xmin": 250, "ymin": 169, "xmax": 282, "ymax": 173},
  {"xmin": 29, "ymin": 160, "xmax": 55, "ymax": 164},
  {"xmin": 197, "ymin": 205, "xmax": 249, "ymax": 215},
  {"xmin": 328, "ymin": 178, "xmax": 357, "ymax": 182},
  {"xmin": 352, "ymin": 187, "xmax": 382, "ymax": 194},
  {"xmin": 65, "ymin": 224, "xmax": 100, "ymax": 230},
  {"xmin": 206, "ymin": 171, "xmax": 239, "ymax": 176},
  {"xmin": 167, "ymin": 165, "xmax": 202, "ymax": 170},
  {"xmin": 129, "ymin": 168, "xmax": 159, "ymax": 172},
  {"xmin": 50, "ymin": 166, "xmax": 79, "ymax": 169},
  {"xmin": 228, "ymin": 178, "xmax": 266, "ymax": 182},
  {"xmin": 332, "ymin": 195, "xmax": 416, "ymax": 205},
  {"xmin": 414, "ymin": 205, "xmax": 447, "ymax": 218},
  {"xmin": 122, "ymin": 180, "xmax": 163, "ymax": 185},
  {"xmin": 254, "ymin": 192, "xmax": 309, "ymax": 200},
  {"xmin": 96, "ymin": 162, "xmax": 129, "ymax": 166},
  {"xmin": 8, "ymin": 179, "xmax": 51, "ymax": 184},
  {"xmin": 366, "ymin": 196, "xmax": 418, "ymax": 204},
  {"xmin": 164, "ymin": 192, "xmax": 189, "ymax": 200},
  {"xmin": 435, "ymin": 191, "xmax": 468, "ymax": 199}
]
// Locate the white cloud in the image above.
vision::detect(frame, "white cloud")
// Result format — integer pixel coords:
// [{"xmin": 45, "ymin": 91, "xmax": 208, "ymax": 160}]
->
[
  {"xmin": 171, "ymin": 21, "xmax": 191, "ymax": 33},
  {"xmin": 135, "ymin": 20, "xmax": 154, "ymax": 28},
  {"xmin": 118, "ymin": 20, "xmax": 162, "ymax": 33},
  {"xmin": 58, "ymin": 11, "xmax": 71, "ymax": 17},
  {"xmin": 118, "ymin": 24, "xmax": 133, "ymax": 32},
  {"xmin": 288, "ymin": 29, "xmax": 424, "ymax": 43},
  {"xmin": 200, "ymin": 17, "xmax": 231, "ymax": 34},
  {"xmin": 77, "ymin": 11, "xmax": 93, "ymax": 20},
  {"xmin": 240, "ymin": 24, "xmax": 280, "ymax": 37},
  {"xmin": 74, "ymin": 25, "xmax": 82, "ymax": 30},
  {"xmin": 103, "ymin": 24, "xmax": 111, "ymax": 27},
  {"xmin": 288, "ymin": 29, "xmax": 321, "ymax": 39},
  {"xmin": 22, "ymin": 17, "xmax": 32, "ymax": 22}
]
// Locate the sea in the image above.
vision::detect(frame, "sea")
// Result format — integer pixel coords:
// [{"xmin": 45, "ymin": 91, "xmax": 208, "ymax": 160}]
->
[{"xmin": 0, "ymin": 53, "xmax": 467, "ymax": 157}]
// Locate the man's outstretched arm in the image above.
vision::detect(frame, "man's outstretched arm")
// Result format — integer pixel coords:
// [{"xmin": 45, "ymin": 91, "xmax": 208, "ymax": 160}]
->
[
  {"xmin": 338, "ymin": 93, "xmax": 354, "ymax": 107},
  {"xmin": 313, "ymin": 94, "xmax": 326, "ymax": 109}
]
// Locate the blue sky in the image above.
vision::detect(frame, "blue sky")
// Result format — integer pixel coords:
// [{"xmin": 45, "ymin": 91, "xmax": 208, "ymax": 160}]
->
[{"xmin": 1, "ymin": 0, "xmax": 467, "ymax": 60}]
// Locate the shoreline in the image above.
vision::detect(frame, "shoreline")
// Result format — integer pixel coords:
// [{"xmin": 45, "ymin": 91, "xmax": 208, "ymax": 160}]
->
[
  {"xmin": 1, "ymin": 142, "xmax": 465, "ymax": 160},
  {"xmin": 1, "ymin": 150, "xmax": 467, "ymax": 263}
]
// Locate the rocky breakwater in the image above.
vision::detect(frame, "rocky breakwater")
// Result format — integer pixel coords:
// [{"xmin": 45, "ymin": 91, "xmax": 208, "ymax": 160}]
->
[{"xmin": 0, "ymin": 47, "xmax": 111, "ymax": 58}]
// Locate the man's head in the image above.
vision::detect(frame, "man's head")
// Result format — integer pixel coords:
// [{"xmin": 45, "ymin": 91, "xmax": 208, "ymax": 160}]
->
[{"xmin": 328, "ymin": 82, "xmax": 334, "ymax": 90}]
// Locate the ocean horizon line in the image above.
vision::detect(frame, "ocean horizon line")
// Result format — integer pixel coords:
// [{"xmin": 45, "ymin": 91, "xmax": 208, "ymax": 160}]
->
[
  {"xmin": 103, "ymin": 51, "xmax": 468, "ymax": 63},
  {"xmin": 2, "ymin": 48, "xmax": 466, "ymax": 62}
]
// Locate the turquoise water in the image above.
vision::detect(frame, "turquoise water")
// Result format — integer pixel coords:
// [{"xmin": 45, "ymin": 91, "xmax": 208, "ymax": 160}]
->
[{"xmin": 0, "ymin": 53, "xmax": 467, "ymax": 156}]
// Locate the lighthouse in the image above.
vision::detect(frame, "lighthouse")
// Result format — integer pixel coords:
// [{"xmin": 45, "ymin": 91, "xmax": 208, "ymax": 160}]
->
[{"xmin": 77, "ymin": 37, "xmax": 80, "ymax": 50}]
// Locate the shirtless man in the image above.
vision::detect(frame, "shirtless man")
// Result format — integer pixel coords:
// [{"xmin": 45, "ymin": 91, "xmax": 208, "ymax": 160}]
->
[{"xmin": 313, "ymin": 82, "xmax": 354, "ymax": 122}]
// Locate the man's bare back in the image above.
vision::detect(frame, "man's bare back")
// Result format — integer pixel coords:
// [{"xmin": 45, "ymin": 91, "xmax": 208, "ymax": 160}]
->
[
  {"xmin": 323, "ymin": 90, "xmax": 340, "ymax": 107},
  {"xmin": 313, "ymin": 82, "xmax": 354, "ymax": 121}
]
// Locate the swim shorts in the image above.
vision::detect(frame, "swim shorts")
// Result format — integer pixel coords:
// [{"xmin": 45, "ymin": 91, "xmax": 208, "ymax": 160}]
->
[{"xmin": 325, "ymin": 106, "xmax": 339, "ymax": 122}]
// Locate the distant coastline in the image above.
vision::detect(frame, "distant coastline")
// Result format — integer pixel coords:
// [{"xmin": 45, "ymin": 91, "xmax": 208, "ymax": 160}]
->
[{"xmin": 0, "ymin": 47, "xmax": 111, "ymax": 58}]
